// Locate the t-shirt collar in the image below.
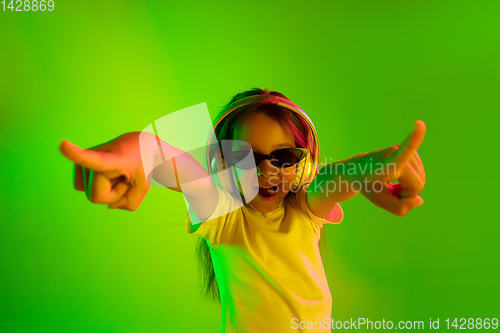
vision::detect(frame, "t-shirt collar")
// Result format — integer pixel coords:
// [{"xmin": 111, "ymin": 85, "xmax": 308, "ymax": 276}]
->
[{"xmin": 246, "ymin": 199, "xmax": 286, "ymax": 219}]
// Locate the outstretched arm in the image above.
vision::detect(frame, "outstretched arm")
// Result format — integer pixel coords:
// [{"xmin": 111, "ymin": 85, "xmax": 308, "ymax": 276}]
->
[
  {"xmin": 306, "ymin": 120, "xmax": 426, "ymax": 218},
  {"xmin": 59, "ymin": 132, "xmax": 218, "ymax": 220}
]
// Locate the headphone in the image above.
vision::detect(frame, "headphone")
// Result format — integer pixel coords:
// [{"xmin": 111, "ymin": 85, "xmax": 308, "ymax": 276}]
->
[{"xmin": 206, "ymin": 94, "xmax": 320, "ymax": 198}]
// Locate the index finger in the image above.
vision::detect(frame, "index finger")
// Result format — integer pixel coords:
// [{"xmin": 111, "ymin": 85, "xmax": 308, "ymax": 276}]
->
[
  {"xmin": 60, "ymin": 139, "xmax": 119, "ymax": 172},
  {"xmin": 388, "ymin": 120, "xmax": 426, "ymax": 166}
]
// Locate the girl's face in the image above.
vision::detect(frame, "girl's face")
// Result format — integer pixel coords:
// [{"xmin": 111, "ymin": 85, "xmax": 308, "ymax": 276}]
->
[{"xmin": 231, "ymin": 113, "xmax": 298, "ymax": 213}]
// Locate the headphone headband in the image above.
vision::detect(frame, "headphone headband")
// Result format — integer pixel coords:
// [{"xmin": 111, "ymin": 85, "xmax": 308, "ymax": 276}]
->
[{"xmin": 212, "ymin": 94, "xmax": 317, "ymax": 134}]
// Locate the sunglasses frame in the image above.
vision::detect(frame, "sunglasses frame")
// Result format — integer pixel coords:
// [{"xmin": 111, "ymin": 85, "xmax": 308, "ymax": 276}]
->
[{"xmin": 225, "ymin": 147, "xmax": 309, "ymax": 170}]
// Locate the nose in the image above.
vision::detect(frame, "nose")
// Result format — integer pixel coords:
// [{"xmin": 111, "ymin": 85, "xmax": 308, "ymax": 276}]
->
[{"xmin": 257, "ymin": 159, "xmax": 276, "ymax": 178}]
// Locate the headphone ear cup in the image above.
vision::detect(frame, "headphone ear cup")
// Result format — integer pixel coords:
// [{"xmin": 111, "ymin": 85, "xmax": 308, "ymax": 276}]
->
[
  {"xmin": 211, "ymin": 155, "xmax": 233, "ymax": 192},
  {"xmin": 210, "ymin": 143, "xmax": 235, "ymax": 193},
  {"xmin": 219, "ymin": 158, "xmax": 234, "ymax": 193},
  {"xmin": 210, "ymin": 157, "xmax": 221, "ymax": 188},
  {"xmin": 294, "ymin": 153, "xmax": 315, "ymax": 190},
  {"xmin": 292, "ymin": 160, "xmax": 303, "ymax": 191}
]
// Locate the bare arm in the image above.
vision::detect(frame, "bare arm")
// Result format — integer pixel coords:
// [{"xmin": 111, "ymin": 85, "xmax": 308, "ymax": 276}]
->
[
  {"xmin": 306, "ymin": 120, "xmax": 427, "ymax": 218},
  {"xmin": 60, "ymin": 131, "xmax": 218, "ymax": 221}
]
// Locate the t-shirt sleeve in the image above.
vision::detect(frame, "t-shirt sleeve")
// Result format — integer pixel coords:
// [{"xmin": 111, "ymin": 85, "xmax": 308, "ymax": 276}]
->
[
  {"xmin": 184, "ymin": 187, "xmax": 242, "ymax": 246},
  {"xmin": 296, "ymin": 184, "xmax": 344, "ymax": 228}
]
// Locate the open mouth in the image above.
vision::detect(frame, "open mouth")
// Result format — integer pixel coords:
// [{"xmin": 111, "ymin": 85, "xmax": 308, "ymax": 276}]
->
[{"xmin": 258, "ymin": 185, "xmax": 279, "ymax": 198}]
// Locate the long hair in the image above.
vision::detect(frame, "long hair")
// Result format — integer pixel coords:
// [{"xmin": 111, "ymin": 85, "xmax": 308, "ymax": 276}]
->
[{"xmin": 196, "ymin": 87, "xmax": 330, "ymax": 304}]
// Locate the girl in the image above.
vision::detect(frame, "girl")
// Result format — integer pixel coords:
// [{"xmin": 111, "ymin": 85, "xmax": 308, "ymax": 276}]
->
[{"xmin": 60, "ymin": 88, "xmax": 426, "ymax": 332}]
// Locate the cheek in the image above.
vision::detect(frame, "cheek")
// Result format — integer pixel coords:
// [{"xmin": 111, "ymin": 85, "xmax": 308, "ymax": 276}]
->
[
  {"xmin": 234, "ymin": 168, "xmax": 258, "ymax": 188},
  {"xmin": 279, "ymin": 166, "xmax": 297, "ymax": 191}
]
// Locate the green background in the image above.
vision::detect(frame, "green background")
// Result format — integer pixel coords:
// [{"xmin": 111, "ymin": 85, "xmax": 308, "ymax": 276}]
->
[{"xmin": 1, "ymin": 0, "xmax": 498, "ymax": 331}]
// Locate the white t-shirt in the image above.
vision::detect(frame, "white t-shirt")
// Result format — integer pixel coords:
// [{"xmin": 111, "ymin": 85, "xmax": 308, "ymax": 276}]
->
[{"xmin": 185, "ymin": 185, "xmax": 343, "ymax": 332}]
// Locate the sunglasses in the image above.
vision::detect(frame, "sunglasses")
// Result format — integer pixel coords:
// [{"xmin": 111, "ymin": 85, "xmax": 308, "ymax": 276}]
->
[{"xmin": 224, "ymin": 147, "xmax": 309, "ymax": 170}]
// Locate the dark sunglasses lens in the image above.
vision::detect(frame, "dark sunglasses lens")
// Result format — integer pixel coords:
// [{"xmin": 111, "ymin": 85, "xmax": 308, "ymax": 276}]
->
[{"xmin": 273, "ymin": 149, "xmax": 304, "ymax": 167}]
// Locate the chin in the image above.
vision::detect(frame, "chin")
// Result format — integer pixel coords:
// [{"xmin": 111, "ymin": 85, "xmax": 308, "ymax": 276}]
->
[{"xmin": 251, "ymin": 190, "xmax": 287, "ymax": 212}]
